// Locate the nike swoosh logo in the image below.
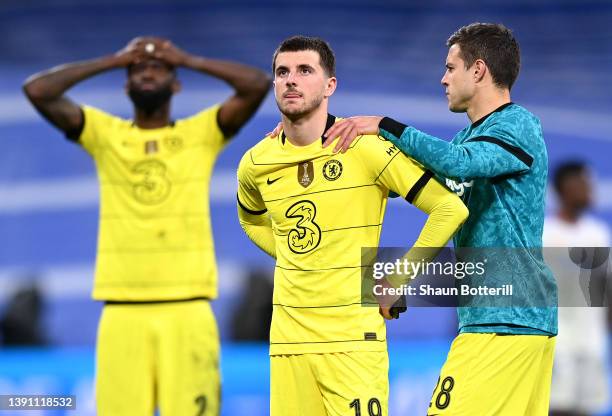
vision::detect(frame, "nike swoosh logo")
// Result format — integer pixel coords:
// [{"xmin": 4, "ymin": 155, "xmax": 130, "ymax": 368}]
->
[{"xmin": 267, "ymin": 177, "xmax": 282, "ymax": 185}]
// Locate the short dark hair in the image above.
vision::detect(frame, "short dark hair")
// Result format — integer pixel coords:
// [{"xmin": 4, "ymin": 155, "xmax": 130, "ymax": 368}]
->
[
  {"xmin": 553, "ymin": 160, "xmax": 588, "ymax": 194},
  {"xmin": 447, "ymin": 23, "xmax": 520, "ymax": 90},
  {"xmin": 272, "ymin": 36, "xmax": 336, "ymax": 77}
]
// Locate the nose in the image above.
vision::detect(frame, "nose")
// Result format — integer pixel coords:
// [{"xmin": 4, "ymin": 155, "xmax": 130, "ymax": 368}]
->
[
  {"xmin": 441, "ymin": 72, "xmax": 448, "ymax": 86},
  {"xmin": 285, "ymin": 71, "xmax": 297, "ymax": 86},
  {"xmin": 141, "ymin": 65, "xmax": 156, "ymax": 79}
]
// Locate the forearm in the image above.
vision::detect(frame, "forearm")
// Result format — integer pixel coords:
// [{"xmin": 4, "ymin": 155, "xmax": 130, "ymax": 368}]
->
[
  {"xmin": 379, "ymin": 117, "xmax": 471, "ymax": 178},
  {"xmin": 182, "ymin": 55, "xmax": 270, "ymax": 96},
  {"xmin": 379, "ymin": 117, "xmax": 530, "ymax": 179},
  {"xmin": 388, "ymin": 193, "xmax": 467, "ymax": 289},
  {"xmin": 23, "ymin": 56, "xmax": 121, "ymax": 101},
  {"xmin": 413, "ymin": 193, "xmax": 468, "ymax": 248}
]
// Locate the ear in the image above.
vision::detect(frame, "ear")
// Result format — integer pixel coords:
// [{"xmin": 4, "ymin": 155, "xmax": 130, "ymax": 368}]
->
[
  {"xmin": 324, "ymin": 76, "xmax": 337, "ymax": 98},
  {"xmin": 473, "ymin": 59, "xmax": 487, "ymax": 83}
]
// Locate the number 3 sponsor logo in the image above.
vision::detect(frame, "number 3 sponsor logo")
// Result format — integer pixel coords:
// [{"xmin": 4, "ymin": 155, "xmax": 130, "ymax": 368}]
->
[
  {"xmin": 132, "ymin": 159, "xmax": 171, "ymax": 204},
  {"xmin": 285, "ymin": 200, "xmax": 322, "ymax": 254}
]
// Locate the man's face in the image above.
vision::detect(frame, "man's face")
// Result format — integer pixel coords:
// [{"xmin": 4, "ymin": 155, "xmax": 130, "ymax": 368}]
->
[
  {"xmin": 560, "ymin": 171, "xmax": 593, "ymax": 213},
  {"xmin": 273, "ymin": 50, "xmax": 335, "ymax": 119},
  {"xmin": 441, "ymin": 44, "xmax": 476, "ymax": 113},
  {"xmin": 126, "ymin": 58, "xmax": 178, "ymax": 112}
]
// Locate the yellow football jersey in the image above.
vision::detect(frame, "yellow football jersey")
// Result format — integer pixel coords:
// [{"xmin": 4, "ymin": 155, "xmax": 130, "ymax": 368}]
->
[
  {"xmin": 237, "ymin": 114, "xmax": 447, "ymax": 355},
  {"xmin": 79, "ymin": 105, "xmax": 226, "ymax": 301}
]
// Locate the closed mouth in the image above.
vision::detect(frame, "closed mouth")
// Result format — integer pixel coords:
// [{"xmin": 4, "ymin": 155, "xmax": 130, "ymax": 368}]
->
[{"xmin": 283, "ymin": 92, "xmax": 302, "ymax": 98}]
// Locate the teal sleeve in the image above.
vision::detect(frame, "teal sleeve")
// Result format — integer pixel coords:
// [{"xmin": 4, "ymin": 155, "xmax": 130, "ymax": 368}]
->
[{"xmin": 379, "ymin": 117, "xmax": 532, "ymax": 181}]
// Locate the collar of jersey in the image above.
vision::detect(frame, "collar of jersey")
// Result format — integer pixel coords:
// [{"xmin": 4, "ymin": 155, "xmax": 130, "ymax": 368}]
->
[
  {"xmin": 280, "ymin": 113, "xmax": 337, "ymax": 146},
  {"xmin": 130, "ymin": 120, "xmax": 176, "ymax": 130},
  {"xmin": 471, "ymin": 102, "xmax": 514, "ymax": 128}
]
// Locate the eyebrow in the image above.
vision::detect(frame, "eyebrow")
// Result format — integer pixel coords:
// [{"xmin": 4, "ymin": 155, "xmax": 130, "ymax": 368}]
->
[{"xmin": 275, "ymin": 64, "xmax": 316, "ymax": 72}]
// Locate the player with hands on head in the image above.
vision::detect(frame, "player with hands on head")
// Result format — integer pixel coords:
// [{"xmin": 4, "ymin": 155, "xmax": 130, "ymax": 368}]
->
[{"xmin": 23, "ymin": 36, "xmax": 270, "ymax": 416}]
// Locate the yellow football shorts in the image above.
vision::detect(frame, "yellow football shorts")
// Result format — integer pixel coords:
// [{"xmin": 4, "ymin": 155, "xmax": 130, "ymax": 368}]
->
[
  {"xmin": 96, "ymin": 299, "xmax": 220, "ymax": 416},
  {"xmin": 271, "ymin": 351, "xmax": 389, "ymax": 416},
  {"xmin": 427, "ymin": 332, "xmax": 556, "ymax": 416}
]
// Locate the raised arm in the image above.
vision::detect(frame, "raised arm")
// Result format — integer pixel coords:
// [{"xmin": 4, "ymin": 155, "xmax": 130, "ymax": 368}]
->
[
  {"xmin": 377, "ymin": 117, "xmax": 531, "ymax": 180},
  {"xmin": 323, "ymin": 116, "xmax": 531, "ymax": 180},
  {"xmin": 22, "ymin": 38, "xmax": 146, "ymax": 137},
  {"xmin": 152, "ymin": 40, "xmax": 270, "ymax": 138}
]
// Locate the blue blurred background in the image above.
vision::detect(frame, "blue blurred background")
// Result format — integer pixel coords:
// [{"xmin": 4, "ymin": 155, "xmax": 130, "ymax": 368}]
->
[{"xmin": 1, "ymin": 0, "xmax": 611, "ymax": 415}]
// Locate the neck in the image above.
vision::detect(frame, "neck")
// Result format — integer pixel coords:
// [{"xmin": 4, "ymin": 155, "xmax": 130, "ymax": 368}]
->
[
  {"xmin": 133, "ymin": 102, "xmax": 172, "ymax": 129},
  {"xmin": 282, "ymin": 106, "xmax": 329, "ymax": 146},
  {"xmin": 558, "ymin": 206, "xmax": 581, "ymax": 224},
  {"xmin": 467, "ymin": 87, "xmax": 511, "ymax": 124}
]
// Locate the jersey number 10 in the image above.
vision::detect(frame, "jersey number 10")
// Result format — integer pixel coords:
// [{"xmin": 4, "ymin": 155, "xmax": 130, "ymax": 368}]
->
[{"xmin": 349, "ymin": 398, "xmax": 382, "ymax": 416}]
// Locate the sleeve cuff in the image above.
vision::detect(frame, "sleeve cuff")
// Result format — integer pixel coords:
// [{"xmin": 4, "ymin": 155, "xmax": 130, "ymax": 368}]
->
[
  {"xmin": 379, "ymin": 117, "xmax": 408, "ymax": 139},
  {"xmin": 237, "ymin": 194, "xmax": 267, "ymax": 215},
  {"xmin": 405, "ymin": 170, "xmax": 434, "ymax": 204}
]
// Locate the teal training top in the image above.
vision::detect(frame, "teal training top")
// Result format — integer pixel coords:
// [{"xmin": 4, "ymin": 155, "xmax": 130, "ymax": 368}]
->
[{"xmin": 379, "ymin": 103, "xmax": 557, "ymax": 335}]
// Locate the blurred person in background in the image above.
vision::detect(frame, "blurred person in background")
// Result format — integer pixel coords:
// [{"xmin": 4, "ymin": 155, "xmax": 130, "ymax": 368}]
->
[
  {"xmin": 22, "ymin": 36, "xmax": 269, "ymax": 416},
  {"xmin": 230, "ymin": 268, "xmax": 273, "ymax": 341},
  {"xmin": 0, "ymin": 281, "xmax": 46, "ymax": 346},
  {"xmin": 544, "ymin": 161, "xmax": 611, "ymax": 416},
  {"xmin": 238, "ymin": 35, "xmax": 467, "ymax": 416}
]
